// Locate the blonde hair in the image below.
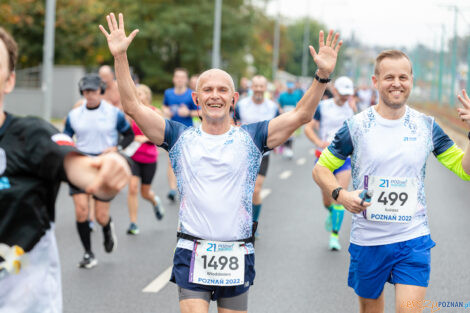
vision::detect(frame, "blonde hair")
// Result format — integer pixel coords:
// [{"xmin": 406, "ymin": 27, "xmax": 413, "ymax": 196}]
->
[
  {"xmin": 374, "ymin": 50, "xmax": 413, "ymax": 76},
  {"xmin": 137, "ymin": 84, "xmax": 152, "ymax": 105}
]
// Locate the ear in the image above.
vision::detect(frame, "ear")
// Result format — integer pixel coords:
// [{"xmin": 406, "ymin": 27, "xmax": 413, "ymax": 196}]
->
[
  {"xmin": 232, "ymin": 91, "xmax": 239, "ymax": 108},
  {"xmin": 4, "ymin": 72, "xmax": 16, "ymax": 95},
  {"xmin": 191, "ymin": 91, "xmax": 199, "ymax": 107},
  {"xmin": 371, "ymin": 75, "xmax": 378, "ymax": 90}
]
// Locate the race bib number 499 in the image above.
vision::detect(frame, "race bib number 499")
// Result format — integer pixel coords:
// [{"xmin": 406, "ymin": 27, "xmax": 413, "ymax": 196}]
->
[
  {"xmin": 364, "ymin": 175, "xmax": 418, "ymax": 223},
  {"xmin": 189, "ymin": 240, "xmax": 245, "ymax": 286}
]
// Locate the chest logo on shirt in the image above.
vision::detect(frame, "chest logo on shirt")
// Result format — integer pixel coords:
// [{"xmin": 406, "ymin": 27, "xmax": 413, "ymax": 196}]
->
[
  {"xmin": 403, "ymin": 137, "xmax": 417, "ymax": 142},
  {"xmin": 0, "ymin": 148, "xmax": 6, "ymax": 176}
]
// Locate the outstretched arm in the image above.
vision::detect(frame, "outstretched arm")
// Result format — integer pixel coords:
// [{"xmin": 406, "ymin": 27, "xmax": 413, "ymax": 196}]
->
[
  {"xmin": 99, "ymin": 13, "xmax": 166, "ymax": 145},
  {"xmin": 456, "ymin": 90, "xmax": 470, "ymax": 175},
  {"xmin": 266, "ymin": 30, "xmax": 342, "ymax": 149}
]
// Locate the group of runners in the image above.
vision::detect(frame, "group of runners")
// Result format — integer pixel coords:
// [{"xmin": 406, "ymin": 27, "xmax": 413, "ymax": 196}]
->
[{"xmin": 1, "ymin": 11, "xmax": 470, "ymax": 313}]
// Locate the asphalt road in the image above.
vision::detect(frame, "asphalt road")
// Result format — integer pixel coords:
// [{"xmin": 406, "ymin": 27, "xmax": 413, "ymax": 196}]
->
[{"xmin": 55, "ymin": 131, "xmax": 470, "ymax": 313}]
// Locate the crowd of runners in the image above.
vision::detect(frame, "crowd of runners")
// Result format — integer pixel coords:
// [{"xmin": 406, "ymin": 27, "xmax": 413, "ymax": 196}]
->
[{"xmin": 1, "ymin": 11, "xmax": 470, "ymax": 313}]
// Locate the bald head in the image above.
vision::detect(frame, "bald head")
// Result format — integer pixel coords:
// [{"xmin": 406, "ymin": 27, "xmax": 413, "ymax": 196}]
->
[
  {"xmin": 99, "ymin": 65, "xmax": 114, "ymax": 83},
  {"xmin": 196, "ymin": 69, "xmax": 235, "ymax": 92}
]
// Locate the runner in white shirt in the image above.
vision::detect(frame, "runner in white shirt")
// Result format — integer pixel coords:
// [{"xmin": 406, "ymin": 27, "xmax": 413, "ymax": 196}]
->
[
  {"xmin": 304, "ymin": 76, "xmax": 356, "ymax": 250},
  {"xmin": 313, "ymin": 50, "xmax": 470, "ymax": 313},
  {"xmin": 234, "ymin": 75, "xmax": 279, "ymax": 237},
  {"xmin": 100, "ymin": 12, "xmax": 342, "ymax": 313}
]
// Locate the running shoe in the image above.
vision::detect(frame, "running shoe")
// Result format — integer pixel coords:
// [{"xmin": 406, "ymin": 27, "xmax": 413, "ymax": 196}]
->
[
  {"xmin": 78, "ymin": 252, "xmax": 98, "ymax": 269},
  {"xmin": 153, "ymin": 196, "xmax": 165, "ymax": 220},
  {"xmin": 284, "ymin": 148, "xmax": 294, "ymax": 159},
  {"xmin": 103, "ymin": 218, "xmax": 117, "ymax": 253},
  {"xmin": 167, "ymin": 190, "xmax": 177, "ymax": 203},
  {"xmin": 126, "ymin": 222, "xmax": 139, "ymax": 235},
  {"xmin": 329, "ymin": 234, "xmax": 341, "ymax": 251},
  {"xmin": 325, "ymin": 212, "xmax": 332, "ymax": 232}
]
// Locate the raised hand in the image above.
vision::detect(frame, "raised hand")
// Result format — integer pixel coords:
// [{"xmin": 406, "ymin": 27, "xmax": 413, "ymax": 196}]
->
[
  {"xmin": 457, "ymin": 89, "xmax": 470, "ymax": 127},
  {"xmin": 99, "ymin": 13, "xmax": 139, "ymax": 57},
  {"xmin": 309, "ymin": 30, "xmax": 342, "ymax": 78}
]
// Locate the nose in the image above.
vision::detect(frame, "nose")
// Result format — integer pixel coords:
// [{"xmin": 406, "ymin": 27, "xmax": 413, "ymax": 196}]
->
[{"xmin": 392, "ymin": 78, "xmax": 401, "ymax": 87}]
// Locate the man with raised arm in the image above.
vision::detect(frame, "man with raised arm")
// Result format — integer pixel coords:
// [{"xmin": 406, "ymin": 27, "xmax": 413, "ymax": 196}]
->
[
  {"xmin": 0, "ymin": 27, "xmax": 131, "ymax": 313},
  {"xmin": 100, "ymin": 12, "xmax": 341, "ymax": 313},
  {"xmin": 313, "ymin": 50, "xmax": 470, "ymax": 313}
]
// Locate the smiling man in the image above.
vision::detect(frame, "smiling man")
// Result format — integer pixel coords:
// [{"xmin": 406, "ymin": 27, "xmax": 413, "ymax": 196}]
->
[
  {"xmin": 313, "ymin": 50, "xmax": 470, "ymax": 313},
  {"xmin": 100, "ymin": 12, "xmax": 341, "ymax": 313}
]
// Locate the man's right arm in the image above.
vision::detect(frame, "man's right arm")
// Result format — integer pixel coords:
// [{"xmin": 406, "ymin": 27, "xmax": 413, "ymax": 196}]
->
[{"xmin": 100, "ymin": 13, "xmax": 165, "ymax": 146}]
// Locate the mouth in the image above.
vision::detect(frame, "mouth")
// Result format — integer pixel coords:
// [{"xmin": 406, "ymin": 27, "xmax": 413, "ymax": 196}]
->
[
  {"xmin": 207, "ymin": 103, "xmax": 224, "ymax": 108},
  {"xmin": 389, "ymin": 90, "xmax": 403, "ymax": 96}
]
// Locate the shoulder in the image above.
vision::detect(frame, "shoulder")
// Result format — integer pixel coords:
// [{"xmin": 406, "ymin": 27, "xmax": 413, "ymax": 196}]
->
[
  {"xmin": 12, "ymin": 116, "xmax": 58, "ymax": 138},
  {"xmin": 164, "ymin": 88, "xmax": 174, "ymax": 96}
]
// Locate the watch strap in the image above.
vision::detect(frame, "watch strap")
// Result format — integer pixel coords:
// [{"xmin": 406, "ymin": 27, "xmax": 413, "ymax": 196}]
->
[{"xmin": 314, "ymin": 71, "xmax": 331, "ymax": 84}]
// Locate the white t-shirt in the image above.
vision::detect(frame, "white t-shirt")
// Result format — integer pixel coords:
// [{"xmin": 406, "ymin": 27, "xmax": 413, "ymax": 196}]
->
[
  {"xmin": 314, "ymin": 98, "xmax": 355, "ymax": 143},
  {"xmin": 160, "ymin": 120, "xmax": 270, "ymax": 253},
  {"xmin": 235, "ymin": 97, "xmax": 279, "ymax": 125},
  {"xmin": 0, "ymin": 226, "xmax": 62, "ymax": 313},
  {"xmin": 327, "ymin": 106, "xmax": 455, "ymax": 245}
]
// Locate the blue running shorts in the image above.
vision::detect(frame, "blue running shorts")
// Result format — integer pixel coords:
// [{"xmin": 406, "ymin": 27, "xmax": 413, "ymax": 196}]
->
[
  {"xmin": 170, "ymin": 247, "xmax": 255, "ymax": 301},
  {"xmin": 348, "ymin": 235, "xmax": 436, "ymax": 299}
]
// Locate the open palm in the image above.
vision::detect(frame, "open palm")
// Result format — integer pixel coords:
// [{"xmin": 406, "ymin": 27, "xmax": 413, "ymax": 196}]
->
[
  {"xmin": 309, "ymin": 30, "xmax": 342, "ymax": 76},
  {"xmin": 99, "ymin": 13, "xmax": 139, "ymax": 57},
  {"xmin": 457, "ymin": 89, "xmax": 470, "ymax": 127}
]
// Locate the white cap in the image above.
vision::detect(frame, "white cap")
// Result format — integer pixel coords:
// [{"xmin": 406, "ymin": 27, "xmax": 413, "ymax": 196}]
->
[{"xmin": 334, "ymin": 76, "xmax": 354, "ymax": 96}]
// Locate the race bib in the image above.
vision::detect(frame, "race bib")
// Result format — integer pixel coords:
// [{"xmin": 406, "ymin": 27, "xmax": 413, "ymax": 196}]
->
[
  {"xmin": 122, "ymin": 141, "xmax": 142, "ymax": 157},
  {"xmin": 189, "ymin": 240, "xmax": 245, "ymax": 286},
  {"xmin": 364, "ymin": 175, "xmax": 418, "ymax": 223}
]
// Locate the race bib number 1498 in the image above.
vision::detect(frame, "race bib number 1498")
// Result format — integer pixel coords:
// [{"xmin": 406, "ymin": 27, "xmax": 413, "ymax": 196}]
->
[{"xmin": 364, "ymin": 175, "xmax": 418, "ymax": 223}]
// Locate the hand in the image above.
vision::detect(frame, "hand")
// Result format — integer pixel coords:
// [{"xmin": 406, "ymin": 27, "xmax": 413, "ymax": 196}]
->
[
  {"xmin": 134, "ymin": 135, "xmax": 147, "ymax": 143},
  {"xmin": 177, "ymin": 105, "xmax": 190, "ymax": 117},
  {"xmin": 309, "ymin": 30, "xmax": 342, "ymax": 78},
  {"xmin": 102, "ymin": 146, "xmax": 118, "ymax": 154},
  {"xmin": 99, "ymin": 13, "xmax": 139, "ymax": 57},
  {"xmin": 337, "ymin": 189, "xmax": 371, "ymax": 214},
  {"xmin": 85, "ymin": 153, "xmax": 131, "ymax": 197},
  {"xmin": 457, "ymin": 89, "xmax": 470, "ymax": 127},
  {"xmin": 320, "ymin": 141, "xmax": 330, "ymax": 149}
]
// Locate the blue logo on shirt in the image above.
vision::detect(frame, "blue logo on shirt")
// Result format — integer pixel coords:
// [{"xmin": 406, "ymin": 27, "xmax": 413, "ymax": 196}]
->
[
  {"xmin": 0, "ymin": 177, "xmax": 10, "ymax": 190},
  {"xmin": 403, "ymin": 137, "xmax": 417, "ymax": 142}
]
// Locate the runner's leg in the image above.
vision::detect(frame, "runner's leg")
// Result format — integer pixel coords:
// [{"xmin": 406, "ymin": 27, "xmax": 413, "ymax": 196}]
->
[
  {"xmin": 359, "ymin": 291, "xmax": 385, "ymax": 313},
  {"xmin": 127, "ymin": 175, "xmax": 140, "ymax": 224},
  {"xmin": 395, "ymin": 284, "xmax": 426, "ymax": 313},
  {"xmin": 179, "ymin": 298, "xmax": 210, "ymax": 313}
]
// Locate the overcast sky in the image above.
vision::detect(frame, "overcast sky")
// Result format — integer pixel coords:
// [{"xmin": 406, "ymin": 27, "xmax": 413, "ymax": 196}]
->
[{"xmin": 264, "ymin": 0, "xmax": 470, "ymax": 50}]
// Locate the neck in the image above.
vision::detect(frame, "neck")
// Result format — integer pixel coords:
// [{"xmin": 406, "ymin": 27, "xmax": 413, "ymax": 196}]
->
[
  {"xmin": 375, "ymin": 101, "xmax": 406, "ymax": 120},
  {"xmin": 252, "ymin": 96, "xmax": 264, "ymax": 104},
  {"xmin": 334, "ymin": 96, "xmax": 345, "ymax": 106},
  {"xmin": 201, "ymin": 118, "xmax": 231, "ymax": 135},
  {"xmin": 0, "ymin": 108, "xmax": 5, "ymax": 128},
  {"xmin": 174, "ymin": 86, "xmax": 187, "ymax": 94}
]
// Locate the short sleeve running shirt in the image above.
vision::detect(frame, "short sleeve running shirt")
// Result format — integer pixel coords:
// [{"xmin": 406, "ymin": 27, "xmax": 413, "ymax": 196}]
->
[
  {"xmin": 234, "ymin": 97, "xmax": 279, "ymax": 125},
  {"xmin": 160, "ymin": 119, "xmax": 270, "ymax": 254},
  {"xmin": 313, "ymin": 98, "xmax": 355, "ymax": 143},
  {"xmin": 163, "ymin": 88, "xmax": 197, "ymax": 126},
  {"xmin": 64, "ymin": 100, "xmax": 130, "ymax": 155},
  {"xmin": 320, "ymin": 106, "xmax": 457, "ymax": 246}
]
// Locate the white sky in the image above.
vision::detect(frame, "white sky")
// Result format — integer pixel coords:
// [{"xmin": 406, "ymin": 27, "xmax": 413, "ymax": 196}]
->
[{"xmin": 264, "ymin": 0, "xmax": 470, "ymax": 50}]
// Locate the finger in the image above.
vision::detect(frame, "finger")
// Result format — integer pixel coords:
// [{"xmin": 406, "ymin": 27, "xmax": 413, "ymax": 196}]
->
[
  {"xmin": 110, "ymin": 12, "xmax": 119, "ymax": 30},
  {"xmin": 85, "ymin": 172, "xmax": 104, "ymax": 194},
  {"xmin": 118, "ymin": 12, "xmax": 124, "ymax": 30},
  {"xmin": 318, "ymin": 30, "xmax": 324, "ymax": 48},
  {"xmin": 462, "ymin": 89, "xmax": 470, "ymax": 102},
  {"xmin": 99, "ymin": 25, "xmax": 110, "ymax": 38},
  {"xmin": 325, "ymin": 29, "xmax": 334, "ymax": 47},
  {"xmin": 309, "ymin": 45, "xmax": 317, "ymax": 59},
  {"xmin": 331, "ymin": 32, "xmax": 339, "ymax": 48},
  {"xmin": 458, "ymin": 94, "xmax": 470, "ymax": 109},
  {"xmin": 106, "ymin": 15, "xmax": 114, "ymax": 32},
  {"xmin": 459, "ymin": 114, "xmax": 470, "ymax": 121},
  {"xmin": 335, "ymin": 40, "xmax": 343, "ymax": 54},
  {"xmin": 128, "ymin": 29, "xmax": 139, "ymax": 42}
]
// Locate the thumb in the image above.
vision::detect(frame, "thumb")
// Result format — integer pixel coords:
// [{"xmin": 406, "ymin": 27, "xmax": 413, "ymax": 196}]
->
[
  {"xmin": 128, "ymin": 29, "xmax": 139, "ymax": 42},
  {"xmin": 85, "ymin": 172, "xmax": 104, "ymax": 195}
]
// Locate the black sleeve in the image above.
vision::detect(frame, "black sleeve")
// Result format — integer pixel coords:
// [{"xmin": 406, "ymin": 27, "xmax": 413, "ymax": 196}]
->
[
  {"xmin": 118, "ymin": 127, "xmax": 135, "ymax": 149},
  {"xmin": 24, "ymin": 117, "xmax": 78, "ymax": 181}
]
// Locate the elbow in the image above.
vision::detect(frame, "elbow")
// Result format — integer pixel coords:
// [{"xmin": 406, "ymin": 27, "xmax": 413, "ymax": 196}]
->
[{"xmin": 297, "ymin": 110, "xmax": 313, "ymax": 125}]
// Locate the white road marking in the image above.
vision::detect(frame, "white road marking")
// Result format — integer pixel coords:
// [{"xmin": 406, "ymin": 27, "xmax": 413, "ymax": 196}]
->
[
  {"xmin": 279, "ymin": 170, "xmax": 292, "ymax": 180},
  {"xmin": 260, "ymin": 188, "xmax": 271, "ymax": 200},
  {"xmin": 142, "ymin": 265, "xmax": 173, "ymax": 293},
  {"xmin": 309, "ymin": 148, "xmax": 316, "ymax": 155},
  {"xmin": 297, "ymin": 158, "xmax": 306, "ymax": 165}
]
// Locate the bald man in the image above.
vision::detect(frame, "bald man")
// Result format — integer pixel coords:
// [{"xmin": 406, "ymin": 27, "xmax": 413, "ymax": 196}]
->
[
  {"xmin": 100, "ymin": 12, "xmax": 341, "ymax": 313},
  {"xmin": 234, "ymin": 75, "xmax": 279, "ymax": 237},
  {"xmin": 99, "ymin": 65, "xmax": 121, "ymax": 110}
]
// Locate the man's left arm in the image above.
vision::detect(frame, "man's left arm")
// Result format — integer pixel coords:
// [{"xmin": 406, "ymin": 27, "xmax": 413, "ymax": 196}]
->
[{"xmin": 266, "ymin": 30, "xmax": 342, "ymax": 149}]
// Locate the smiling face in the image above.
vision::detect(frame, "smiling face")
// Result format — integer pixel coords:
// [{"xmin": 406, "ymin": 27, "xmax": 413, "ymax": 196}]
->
[
  {"xmin": 193, "ymin": 69, "xmax": 238, "ymax": 124},
  {"xmin": 372, "ymin": 56, "xmax": 413, "ymax": 109},
  {"xmin": 251, "ymin": 76, "xmax": 267, "ymax": 103}
]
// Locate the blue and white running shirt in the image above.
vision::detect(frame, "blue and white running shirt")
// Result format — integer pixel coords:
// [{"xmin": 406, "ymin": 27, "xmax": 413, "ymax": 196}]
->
[
  {"xmin": 314, "ymin": 98, "xmax": 355, "ymax": 142},
  {"xmin": 64, "ymin": 100, "xmax": 130, "ymax": 155},
  {"xmin": 234, "ymin": 97, "xmax": 279, "ymax": 125},
  {"xmin": 160, "ymin": 120, "xmax": 270, "ymax": 254},
  {"xmin": 318, "ymin": 106, "xmax": 470, "ymax": 246}
]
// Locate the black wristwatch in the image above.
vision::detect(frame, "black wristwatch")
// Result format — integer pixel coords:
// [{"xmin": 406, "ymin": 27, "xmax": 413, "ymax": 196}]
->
[
  {"xmin": 468, "ymin": 131, "xmax": 470, "ymax": 141},
  {"xmin": 332, "ymin": 187, "xmax": 343, "ymax": 201},
  {"xmin": 314, "ymin": 71, "xmax": 331, "ymax": 83}
]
